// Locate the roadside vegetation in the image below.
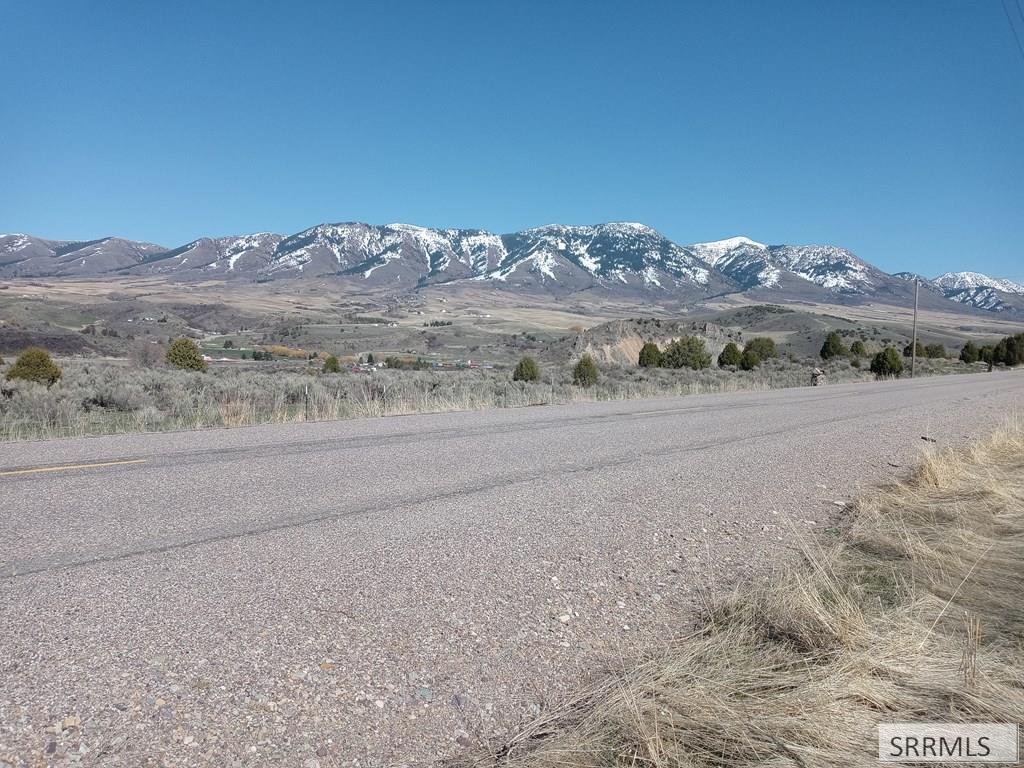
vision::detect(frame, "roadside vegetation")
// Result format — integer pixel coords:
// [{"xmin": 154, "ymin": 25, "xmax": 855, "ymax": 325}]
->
[
  {"xmin": 0, "ymin": 329, "xmax": 1014, "ymax": 441},
  {"xmin": 453, "ymin": 424, "xmax": 1024, "ymax": 767}
]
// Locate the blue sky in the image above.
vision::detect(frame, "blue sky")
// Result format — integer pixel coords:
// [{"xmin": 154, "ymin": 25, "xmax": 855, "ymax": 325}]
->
[{"xmin": 2, "ymin": 1, "xmax": 1022, "ymax": 279}]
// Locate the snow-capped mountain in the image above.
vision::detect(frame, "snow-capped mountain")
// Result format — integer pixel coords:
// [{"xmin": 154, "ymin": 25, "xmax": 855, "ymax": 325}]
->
[
  {"xmin": 931, "ymin": 272, "xmax": 1024, "ymax": 313},
  {"xmin": 890, "ymin": 271, "xmax": 1024, "ymax": 313},
  {"xmin": 690, "ymin": 236, "xmax": 883, "ymax": 293},
  {"xmin": 1, "ymin": 223, "xmax": 1019, "ymax": 314},
  {"xmin": 941, "ymin": 286, "xmax": 1011, "ymax": 312},
  {"xmin": 262, "ymin": 223, "xmax": 506, "ymax": 284},
  {"xmin": 490, "ymin": 223, "xmax": 712, "ymax": 290},
  {"xmin": 933, "ymin": 271, "xmax": 1024, "ymax": 295},
  {"xmin": 254, "ymin": 221, "xmax": 719, "ymax": 294},
  {"xmin": 129, "ymin": 233, "xmax": 283, "ymax": 275},
  {"xmin": 0, "ymin": 234, "xmax": 165, "ymax": 276}
]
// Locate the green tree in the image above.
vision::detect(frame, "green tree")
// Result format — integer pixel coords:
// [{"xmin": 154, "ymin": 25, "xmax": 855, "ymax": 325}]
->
[
  {"xmin": 661, "ymin": 336, "xmax": 711, "ymax": 370},
  {"xmin": 638, "ymin": 342, "xmax": 663, "ymax": 368},
  {"xmin": 5, "ymin": 347, "xmax": 62, "ymax": 386},
  {"xmin": 166, "ymin": 337, "xmax": 207, "ymax": 371},
  {"xmin": 849, "ymin": 340, "xmax": 867, "ymax": 357},
  {"xmin": 903, "ymin": 340, "xmax": 925, "ymax": 358},
  {"xmin": 513, "ymin": 356, "xmax": 540, "ymax": 382},
  {"xmin": 223, "ymin": 340, "xmax": 234, "ymax": 349},
  {"xmin": 573, "ymin": 354, "xmax": 599, "ymax": 387},
  {"xmin": 870, "ymin": 347, "xmax": 904, "ymax": 378},
  {"xmin": 323, "ymin": 355, "xmax": 342, "ymax": 373},
  {"xmin": 717, "ymin": 342, "xmax": 742, "ymax": 368},
  {"xmin": 744, "ymin": 337, "xmax": 777, "ymax": 360},
  {"xmin": 924, "ymin": 343, "xmax": 946, "ymax": 359},
  {"xmin": 366, "ymin": 353, "xmax": 376, "ymax": 365},
  {"xmin": 992, "ymin": 333, "xmax": 1024, "ymax": 366},
  {"xmin": 739, "ymin": 348, "xmax": 762, "ymax": 371},
  {"xmin": 820, "ymin": 331, "xmax": 848, "ymax": 359},
  {"xmin": 959, "ymin": 341, "xmax": 980, "ymax": 364}
]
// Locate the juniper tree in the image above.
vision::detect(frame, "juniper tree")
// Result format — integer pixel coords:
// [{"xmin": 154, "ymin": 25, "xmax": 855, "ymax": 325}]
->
[
  {"xmin": 870, "ymin": 347, "xmax": 904, "ymax": 378},
  {"xmin": 5, "ymin": 347, "xmax": 62, "ymax": 386},
  {"xmin": 744, "ymin": 337, "xmax": 777, "ymax": 360},
  {"xmin": 573, "ymin": 354, "xmax": 599, "ymax": 386},
  {"xmin": 717, "ymin": 342, "xmax": 742, "ymax": 368},
  {"xmin": 513, "ymin": 356, "xmax": 540, "ymax": 382},
  {"xmin": 166, "ymin": 337, "xmax": 207, "ymax": 371},
  {"xmin": 638, "ymin": 342, "xmax": 663, "ymax": 368},
  {"xmin": 661, "ymin": 337, "xmax": 711, "ymax": 370},
  {"xmin": 820, "ymin": 332, "xmax": 847, "ymax": 360}
]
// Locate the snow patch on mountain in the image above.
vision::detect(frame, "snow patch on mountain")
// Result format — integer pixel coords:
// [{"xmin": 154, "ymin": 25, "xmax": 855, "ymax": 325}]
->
[
  {"xmin": 690, "ymin": 236, "xmax": 766, "ymax": 265},
  {"xmin": 1, "ymin": 234, "xmax": 33, "ymax": 252},
  {"xmin": 934, "ymin": 271, "xmax": 1024, "ymax": 295}
]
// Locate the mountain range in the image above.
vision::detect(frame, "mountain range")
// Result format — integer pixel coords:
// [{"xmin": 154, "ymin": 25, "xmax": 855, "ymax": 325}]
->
[{"xmin": 1, "ymin": 223, "xmax": 1021, "ymax": 314}]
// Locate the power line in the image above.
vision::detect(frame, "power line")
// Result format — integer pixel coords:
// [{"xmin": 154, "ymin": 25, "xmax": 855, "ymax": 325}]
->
[
  {"xmin": 1016, "ymin": 0, "xmax": 1024, "ymax": 26},
  {"xmin": 1004, "ymin": 0, "xmax": 1024, "ymax": 63}
]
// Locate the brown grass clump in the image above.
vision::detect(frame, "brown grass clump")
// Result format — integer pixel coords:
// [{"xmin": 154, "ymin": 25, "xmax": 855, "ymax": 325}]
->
[{"xmin": 454, "ymin": 425, "xmax": 1024, "ymax": 767}]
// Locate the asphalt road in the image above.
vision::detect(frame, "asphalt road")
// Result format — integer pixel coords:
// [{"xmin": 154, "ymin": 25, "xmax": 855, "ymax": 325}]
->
[{"xmin": 1, "ymin": 373, "xmax": 1020, "ymax": 767}]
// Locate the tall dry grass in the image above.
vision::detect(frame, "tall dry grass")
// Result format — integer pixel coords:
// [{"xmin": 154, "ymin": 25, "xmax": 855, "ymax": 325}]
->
[{"xmin": 454, "ymin": 425, "xmax": 1024, "ymax": 767}]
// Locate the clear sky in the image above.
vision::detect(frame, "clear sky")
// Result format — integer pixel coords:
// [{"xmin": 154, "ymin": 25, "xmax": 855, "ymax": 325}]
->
[{"xmin": 3, "ymin": 1, "xmax": 1022, "ymax": 279}]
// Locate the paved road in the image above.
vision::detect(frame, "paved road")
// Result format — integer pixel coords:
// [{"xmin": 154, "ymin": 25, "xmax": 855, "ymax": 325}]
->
[{"xmin": 0, "ymin": 373, "xmax": 1020, "ymax": 766}]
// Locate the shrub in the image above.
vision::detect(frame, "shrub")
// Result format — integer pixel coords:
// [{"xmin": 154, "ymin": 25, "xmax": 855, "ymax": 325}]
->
[
  {"xmin": 903, "ymin": 340, "xmax": 925, "ymax": 358},
  {"xmin": 849, "ymin": 340, "xmax": 867, "ymax": 357},
  {"xmin": 513, "ymin": 356, "xmax": 540, "ymax": 382},
  {"xmin": 638, "ymin": 342, "xmax": 663, "ymax": 368},
  {"xmin": 662, "ymin": 336, "xmax": 711, "ymax": 370},
  {"xmin": 166, "ymin": 337, "xmax": 207, "ymax": 371},
  {"xmin": 739, "ymin": 348, "xmax": 762, "ymax": 371},
  {"xmin": 744, "ymin": 337, "xmax": 777, "ymax": 360},
  {"xmin": 223, "ymin": 340, "xmax": 234, "ymax": 349},
  {"xmin": 5, "ymin": 347, "xmax": 62, "ymax": 386},
  {"xmin": 820, "ymin": 332, "xmax": 848, "ymax": 359},
  {"xmin": 323, "ymin": 355, "xmax": 342, "ymax": 374},
  {"xmin": 959, "ymin": 341, "xmax": 980, "ymax": 364},
  {"xmin": 924, "ymin": 343, "xmax": 946, "ymax": 359},
  {"xmin": 572, "ymin": 354, "xmax": 599, "ymax": 387},
  {"xmin": 992, "ymin": 333, "xmax": 1024, "ymax": 366},
  {"xmin": 870, "ymin": 347, "xmax": 904, "ymax": 378},
  {"xmin": 717, "ymin": 342, "xmax": 742, "ymax": 368}
]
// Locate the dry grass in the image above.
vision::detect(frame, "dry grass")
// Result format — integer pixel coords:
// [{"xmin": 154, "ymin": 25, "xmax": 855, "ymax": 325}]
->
[
  {"xmin": 0, "ymin": 356, "xmax": 882, "ymax": 442},
  {"xmin": 453, "ymin": 424, "xmax": 1024, "ymax": 767}
]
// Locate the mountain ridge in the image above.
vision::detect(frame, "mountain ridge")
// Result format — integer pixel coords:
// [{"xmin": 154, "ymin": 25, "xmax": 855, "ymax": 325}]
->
[{"xmin": 1, "ymin": 224, "xmax": 1020, "ymax": 314}]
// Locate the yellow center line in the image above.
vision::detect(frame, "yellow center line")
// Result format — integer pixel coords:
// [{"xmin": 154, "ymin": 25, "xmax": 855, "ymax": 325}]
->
[{"xmin": 0, "ymin": 459, "xmax": 148, "ymax": 477}]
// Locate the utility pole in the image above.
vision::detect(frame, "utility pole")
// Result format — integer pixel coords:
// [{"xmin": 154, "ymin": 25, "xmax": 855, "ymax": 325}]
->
[{"xmin": 911, "ymin": 278, "xmax": 919, "ymax": 379}]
